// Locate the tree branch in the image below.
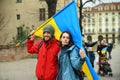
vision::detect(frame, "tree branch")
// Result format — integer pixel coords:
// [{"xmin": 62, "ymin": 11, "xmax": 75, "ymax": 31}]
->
[{"xmin": 82, "ymin": 0, "xmax": 94, "ymax": 8}]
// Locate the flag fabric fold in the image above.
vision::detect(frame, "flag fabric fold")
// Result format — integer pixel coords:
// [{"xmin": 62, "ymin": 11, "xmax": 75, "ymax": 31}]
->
[{"xmin": 34, "ymin": 1, "xmax": 99, "ymax": 80}]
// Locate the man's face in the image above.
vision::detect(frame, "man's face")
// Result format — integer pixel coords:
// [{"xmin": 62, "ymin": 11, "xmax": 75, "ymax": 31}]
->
[{"xmin": 43, "ymin": 31, "xmax": 52, "ymax": 41}]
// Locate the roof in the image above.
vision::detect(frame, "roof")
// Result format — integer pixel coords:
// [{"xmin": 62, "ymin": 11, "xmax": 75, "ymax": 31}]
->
[{"xmin": 83, "ymin": 2, "xmax": 120, "ymax": 12}]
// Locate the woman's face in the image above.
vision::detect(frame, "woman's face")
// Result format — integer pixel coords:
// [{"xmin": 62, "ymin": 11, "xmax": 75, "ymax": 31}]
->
[{"xmin": 60, "ymin": 32, "xmax": 70, "ymax": 46}]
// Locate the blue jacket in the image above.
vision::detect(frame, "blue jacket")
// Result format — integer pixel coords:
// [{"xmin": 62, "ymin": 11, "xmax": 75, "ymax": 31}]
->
[{"xmin": 57, "ymin": 45, "xmax": 84, "ymax": 80}]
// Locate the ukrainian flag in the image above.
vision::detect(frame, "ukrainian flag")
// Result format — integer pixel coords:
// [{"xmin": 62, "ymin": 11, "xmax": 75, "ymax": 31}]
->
[
  {"xmin": 34, "ymin": 1, "xmax": 99, "ymax": 80},
  {"xmin": 101, "ymin": 47, "xmax": 108, "ymax": 55},
  {"xmin": 34, "ymin": 1, "xmax": 81, "ymax": 48}
]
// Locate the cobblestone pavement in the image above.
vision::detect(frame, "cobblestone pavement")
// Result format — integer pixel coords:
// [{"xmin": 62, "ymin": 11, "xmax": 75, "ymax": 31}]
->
[{"xmin": 0, "ymin": 45, "xmax": 120, "ymax": 80}]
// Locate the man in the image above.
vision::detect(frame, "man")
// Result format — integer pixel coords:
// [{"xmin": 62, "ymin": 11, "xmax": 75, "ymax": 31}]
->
[
  {"xmin": 107, "ymin": 40, "xmax": 114, "ymax": 59},
  {"xmin": 27, "ymin": 25, "xmax": 60, "ymax": 80}
]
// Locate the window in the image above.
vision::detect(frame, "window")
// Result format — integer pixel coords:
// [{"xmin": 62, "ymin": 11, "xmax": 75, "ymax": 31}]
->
[
  {"xmin": 16, "ymin": 0, "xmax": 22, "ymax": 3},
  {"xmin": 84, "ymin": 24, "xmax": 86, "ymax": 27},
  {"xmin": 92, "ymin": 29, "xmax": 94, "ymax": 33},
  {"xmin": 105, "ymin": 18, "xmax": 108, "ymax": 26},
  {"xmin": 17, "ymin": 14, "xmax": 20, "ymax": 20},
  {"xmin": 99, "ymin": 28, "xmax": 102, "ymax": 33},
  {"xmin": 112, "ymin": 18, "xmax": 115, "ymax": 22},
  {"xmin": 112, "ymin": 12, "xmax": 115, "ymax": 15},
  {"xmin": 112, "ymin": 34, "xmax": 115, "ymax": 43},
  {"xmin": 119, "ymin": 28, "xmax": 120, "ymax": 32},
  {"xmin": 92, "ymin": 23, "xmax": 95, "ymax": 26},
  {"xmin": 105, "ymin": 18, "xmax": 108, "ymax": 22},
  {"xmin": 17, "ymin": 27, "xmax": 23, "ymax": 40},
  {"xmin": 39, "ymin": 8, "xmax": 45, "ymax": 21},
  {"xmin": 99, "ymin": 18, "xmax": 102, "ymax": 22},
  {"xmin": 98, "ymin": 6, "xmax": 103, "ymax": 11},
  {"xmin": 112, "ymin": 28, "xmax": 115, "ymax": 32},
  {"xmin": 104, "ymin": 6, "xmax": 107, "ymax": 10},
  {"xmin": 118, "ymin": 5, "xmax": 120, "ymax": 9},
  {"xmin": 88, "ymin": 24, "xmax": 90, "ymax": 26},
  {"xmin": 104, "ymin": 6, "xmax": 109, "ymax": 10},
  {"xmin": 84, "ymin": 19, "xmax": 86, "ymax": 23},
  {"xmin": 106, "ymin": 6, "xmax": 109, "ymax": 10},
  {"xmin": 106, "ymin": 34, "xmax": 108, "ymax": 43},
  {"xmin": 99, "ymin": 18, "xmax": 102, "ymax": 26},
  {"xmin": 88, "ymin": 29, "xmax": 90, "ymax": 33},
  {"xmin": 88, "ymin": 14, "xmax": 90, "ymax": 17},
  {"xmin": 111, "ymin": 5, "xmax": 115, "ymax": 10},
  {"xmin": 105, "ymin": 13, "xmax": 108, "ymax": 15},
  {"xmin": 92, "ymin": 19, "xmax": 95, "ymax": 23},
  {"xmin": 88, "ymin": 19, "xmax": 90, "ymax": 23},
  {"xmin": 106, "ymin": 28, "xmax": 108, "ymax": 32},
  {"xmin": 84, "ymin": 29, "xmax": 86, "ymax": 33}
]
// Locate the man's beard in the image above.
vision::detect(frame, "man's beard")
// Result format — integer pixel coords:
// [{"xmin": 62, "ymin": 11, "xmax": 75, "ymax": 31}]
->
[
  {"xmin": 43, "ymin": 37, "xmax": 52, "ymax": 42},
  {"xmin": 43, "ymin": 36, "xmax": 54, "ymax": 42}
]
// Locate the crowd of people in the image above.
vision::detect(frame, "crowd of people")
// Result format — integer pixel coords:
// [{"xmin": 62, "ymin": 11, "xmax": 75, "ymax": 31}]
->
[
  {"xmin": 83, "ymin": 37, "xmax": 114, "ymax": 74},
  {"xmin": 26, "ymin": 25, "xmax": 114, "ymax": 80}
]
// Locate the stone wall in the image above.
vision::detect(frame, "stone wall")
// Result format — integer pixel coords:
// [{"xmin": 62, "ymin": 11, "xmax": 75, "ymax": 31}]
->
[{"xmin": 0, "ymin": 44, "xmax": 37, "ymax": 62}]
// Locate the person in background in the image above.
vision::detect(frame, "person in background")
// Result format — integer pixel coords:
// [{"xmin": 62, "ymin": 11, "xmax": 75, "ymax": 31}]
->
[
  {"xmin": 26, "ymin": 25, "xmax": 60, "ymax": 80},
  {"xmin": 87, "ymin": 47, "xmax": 95, "ymax": 68},
  {"xmin": 82, "ymin": 39, "xmax": 97, "ymax": 68},
  {"xmin": 97, "ymin": 39, "xmax": 108, "ymax": 74},
  {"xmin": 107, "ymin": 40, "xmax": 114, "ymax": 59},
  {"xmin": 57, "ymin": 31, "xmax": 85, "ymax": 80}
]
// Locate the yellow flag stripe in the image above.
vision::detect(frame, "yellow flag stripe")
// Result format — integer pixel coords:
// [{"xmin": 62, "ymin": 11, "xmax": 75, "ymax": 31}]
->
[{"xmin": 82, "ymin": 62, "xmax": 93, "ymax": 80}]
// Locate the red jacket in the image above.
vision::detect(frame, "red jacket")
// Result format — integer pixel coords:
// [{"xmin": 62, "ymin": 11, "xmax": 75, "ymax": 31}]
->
[{"xmin": 27, "ymin": 38, "xmax": 60, "ymax": 80}]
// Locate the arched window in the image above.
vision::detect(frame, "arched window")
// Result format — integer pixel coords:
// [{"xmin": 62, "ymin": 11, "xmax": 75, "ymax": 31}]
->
[
  {"xmin": 118, "ymin": 5, "xmax": 120, "ymax": 9},
  {"xmin": 111, "ymin": 5, "xmax": 115, "ymax": 10}
]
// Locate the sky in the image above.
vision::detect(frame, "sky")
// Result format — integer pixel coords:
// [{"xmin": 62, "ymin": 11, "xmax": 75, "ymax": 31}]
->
[{"xmin": 83, "ymin": 0, "xmax": 120, "ymax": 7}]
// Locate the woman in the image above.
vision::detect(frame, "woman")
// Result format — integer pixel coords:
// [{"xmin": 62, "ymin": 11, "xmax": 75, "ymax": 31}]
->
[
  {"xmin": 83, "ymin": 39, "xmax": 97, "ymax": 68},
  {"xmin": 57, "ymin": 31, "xmax": 85, "ymax": 80}
]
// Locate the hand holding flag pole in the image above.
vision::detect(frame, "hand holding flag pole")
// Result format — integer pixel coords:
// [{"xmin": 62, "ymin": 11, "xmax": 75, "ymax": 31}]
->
[
  {"xmin": 15, "ymin": 18, "xmax": 53, "ymax": 47},
  {"xmin": 16, "ymin": 30, "xmax": 35, "ymax": 46}
]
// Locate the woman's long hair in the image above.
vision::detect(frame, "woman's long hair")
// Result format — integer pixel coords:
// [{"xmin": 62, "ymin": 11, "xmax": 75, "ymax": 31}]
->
[{"xmin": 59, "ymin": 31, "xmax": 74, "ymax": 47}]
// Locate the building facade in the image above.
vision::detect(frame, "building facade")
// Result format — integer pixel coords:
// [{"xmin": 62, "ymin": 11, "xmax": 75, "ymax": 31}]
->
[
  {"xmin": 0, "ymin": 0, "xmax": 71, "ymax": 45},
  {"xmin": 83, "ymin": 2, "xmax": 120, "ymax": 43},
  {"xmin": 0, "ymin": 0, "xmax": 120, "ymax": 45}
]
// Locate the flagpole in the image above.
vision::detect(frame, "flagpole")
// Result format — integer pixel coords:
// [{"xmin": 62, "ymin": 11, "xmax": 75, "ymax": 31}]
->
[{"xmin": 16, "ymin": 35, "xmax": 31, "ymax": 46}]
